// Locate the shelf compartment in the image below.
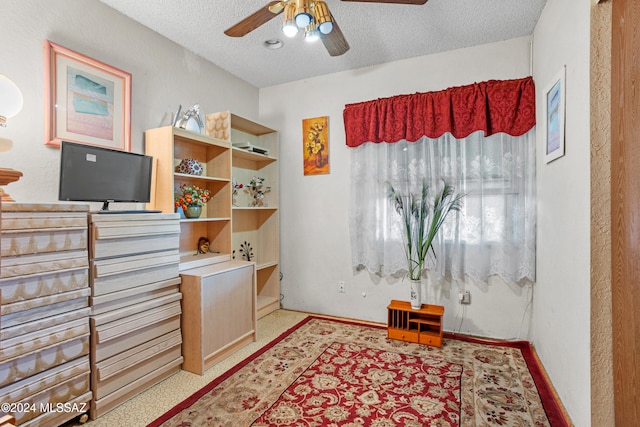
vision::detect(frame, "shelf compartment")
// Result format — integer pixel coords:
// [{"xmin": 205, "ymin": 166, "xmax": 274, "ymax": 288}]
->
[
  {"xmin": 145, "ymin": 126, "xmax": 232, "ymax": 216},
  {"xmin": 174, "ymin": 177, "xmax": 230, "ymax": 219},
  {"xmin": 173, "ymin": 134, "xmax": 230, "ymax": 181},
  {"xmin": 232, "ymin": 147, "xmax": 277, "ymax": 169},
  {"xmin": 408, "ymin": 318, "xmax": 441, "ymax": 327},
  {"xmin": 232, "ymin": 209, "xmax": 278, "ymax": 267},
  {"xmin": 256, "ymin": 264, "xmax": 280, "ymax": 319},
  {"xmin": 179, "ymin": 219, "xmax": 231, "ymax": 258},
  {"xmin": 232, "ymin": 168, "xmax": 278, "ymax": 208},
  {"xmin": 388, "ymin": 308, "xmax": 408, "ymax": 330}
]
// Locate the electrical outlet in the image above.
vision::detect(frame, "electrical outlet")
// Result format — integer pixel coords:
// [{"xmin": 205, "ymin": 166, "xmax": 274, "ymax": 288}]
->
[
  {"xmin": 459, "ymin": 290, "xmax": 471, "ymax": 305},
  {"xmin": 338, "ymin": 281, "xmax": 346, "ymax": 293}
]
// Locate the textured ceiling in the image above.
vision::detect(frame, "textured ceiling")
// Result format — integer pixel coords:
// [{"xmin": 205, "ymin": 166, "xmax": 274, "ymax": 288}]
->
[{"xmin": 98, "ymin": 0, "xmax": 547, "ymax": 88}]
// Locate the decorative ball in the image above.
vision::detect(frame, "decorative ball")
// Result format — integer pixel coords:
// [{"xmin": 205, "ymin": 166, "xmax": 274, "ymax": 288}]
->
[{"xmin": 176, "ymin": 158, "xmax": 203, "ymax": 176}]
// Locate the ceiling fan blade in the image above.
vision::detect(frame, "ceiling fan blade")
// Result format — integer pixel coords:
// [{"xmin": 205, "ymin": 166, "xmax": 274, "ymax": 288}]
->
[
  {"xmin": 320, "ymin": 17, "xmax": 350, "ymax": 57},
  {"xmin": 224, "ymin": 1, "xmax": 284, "ymax": 37},
  {"xmin": 340, "ymin": 0, "xmax": 428, "ymax": 4}
]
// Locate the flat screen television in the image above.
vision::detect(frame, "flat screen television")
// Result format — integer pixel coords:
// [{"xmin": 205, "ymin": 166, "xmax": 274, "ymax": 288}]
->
[{"xmin": 59, "ymin": 141, "xmax": 154, "ymax": 212}]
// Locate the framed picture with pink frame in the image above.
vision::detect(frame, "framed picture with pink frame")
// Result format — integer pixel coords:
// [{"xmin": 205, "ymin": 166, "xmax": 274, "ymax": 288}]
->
[{"xmin": 44, "ymin": 40, "xmax": 131, "ymax": 151}]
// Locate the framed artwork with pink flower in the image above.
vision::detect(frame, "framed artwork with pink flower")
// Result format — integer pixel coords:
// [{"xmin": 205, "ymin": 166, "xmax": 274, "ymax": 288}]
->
[{"xmin": 302, "ymin": 116, "xmax": 329, "ymax": 176}]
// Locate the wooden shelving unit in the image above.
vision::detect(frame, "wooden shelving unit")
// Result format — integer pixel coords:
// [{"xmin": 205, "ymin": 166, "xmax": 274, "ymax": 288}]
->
[
  {"xmin": 387, "ymin": 300, "xmax": 444, "ymax": 347},
  {"xmin": 207, "ymin": 111, "xmax": 280, "ymax": 319},
  {"xmin": 145, "ymin": 112, "xmax": 280, "ymax": 319},
  {"xmin": 145, "ymin": 126, "xmax": 232, "ymax": 271}
]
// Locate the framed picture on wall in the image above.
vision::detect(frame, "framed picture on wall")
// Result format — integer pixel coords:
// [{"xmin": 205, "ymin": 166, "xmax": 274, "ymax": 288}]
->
[
  {"xmin": 544, "ymin": 66, "xmax": 566, "ymax": 163},
  {"xmin": 302, "ymin": 116, "xmax": 329, "ymax": 176},
  {"xmin": 44, "ymin": 40, "xmax": 132, "ymax": 151}
]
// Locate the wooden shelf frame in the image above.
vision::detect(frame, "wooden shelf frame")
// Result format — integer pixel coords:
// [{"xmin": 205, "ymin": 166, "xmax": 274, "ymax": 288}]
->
[
  {"xmin": 146, "ymin": 113, "xmax": 280, "ymax": 319},
  {"xmin": 221, "ymin": 113, "xmax": 280, "ymax": 319},
  {"xmin": 145, "ymin": 126, "xmax": 232, "ymax": 259}
]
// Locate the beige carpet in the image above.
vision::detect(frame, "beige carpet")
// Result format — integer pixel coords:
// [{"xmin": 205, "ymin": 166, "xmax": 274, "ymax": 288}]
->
[{"xmin": 66, "ymin": 310, "xmax": 309, "ymax": 427}]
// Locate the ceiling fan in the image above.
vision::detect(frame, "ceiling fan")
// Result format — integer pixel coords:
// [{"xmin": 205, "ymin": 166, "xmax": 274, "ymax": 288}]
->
[{"xmin": 224, "ymin": 0, "xmax": 428, "ymax": 57}]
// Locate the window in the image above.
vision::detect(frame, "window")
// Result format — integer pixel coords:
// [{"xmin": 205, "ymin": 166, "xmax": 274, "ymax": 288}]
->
[{"xmin": 349, "ymin": 130, "xmax": 536, "ymax": 284}]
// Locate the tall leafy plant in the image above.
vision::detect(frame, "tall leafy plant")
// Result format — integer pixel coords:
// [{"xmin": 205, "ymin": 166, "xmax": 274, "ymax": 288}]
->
[{"xmin": 387, "ymin": 181, "xmax": 464, "ymax": 281}]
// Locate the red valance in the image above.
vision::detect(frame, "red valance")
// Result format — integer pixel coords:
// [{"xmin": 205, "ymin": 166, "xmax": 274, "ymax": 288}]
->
[{"xmin": 343, "ymin": 77, "xmax": 536, "ymax": 148}]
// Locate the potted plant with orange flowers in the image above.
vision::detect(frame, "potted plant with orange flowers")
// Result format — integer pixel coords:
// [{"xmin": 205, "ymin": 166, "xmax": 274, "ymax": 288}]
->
[{"xmin": 175, "ymin": 183, "xmax": 210, "ymax": 218}]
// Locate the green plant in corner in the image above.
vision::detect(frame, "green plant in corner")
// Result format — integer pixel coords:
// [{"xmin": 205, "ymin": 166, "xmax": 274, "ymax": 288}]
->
[{"xmin": 387, "ymin": 180, "xmax": 464, "ymax": 281}]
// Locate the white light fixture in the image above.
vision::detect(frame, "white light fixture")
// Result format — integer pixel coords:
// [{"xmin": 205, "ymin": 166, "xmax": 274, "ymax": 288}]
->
[
  {"xmin": 294, "ymin": 0, "xmax": 313, "ymax": 28},
  {"xmin": 281, "ymin": 3, "xmax": 299, "ymax": 37},
  {"xmin": 313, "ymin": 1, "xmax": 334, "ymax": 35},
  {"xmin": 0, "ymin": 74, "xmax": 23, "ymax": 127},
  {"xmin": 305, "ymin": 23, "xmax": 320, "ymax": 42},
  {"xmin": 263, "ymin": 39, "xmax": 284, "ymax": 50},
  {"xmin": 0, "ymin": 73, "xmax": 24, "ymax": 202},
  {"xmin": 281, "ymin": 0, "xmax": 334, "ymax": 42}
]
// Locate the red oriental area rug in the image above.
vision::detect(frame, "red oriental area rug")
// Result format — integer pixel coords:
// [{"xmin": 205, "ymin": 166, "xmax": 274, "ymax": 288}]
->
[{"xmin": 148, "ymin": 316, "xmax": 568, "ymax": 427}]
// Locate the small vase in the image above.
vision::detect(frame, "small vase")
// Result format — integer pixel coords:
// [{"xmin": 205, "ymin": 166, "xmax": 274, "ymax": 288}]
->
[
  {"xmin": 410, "ymin": 279, "xmax": 422, "ymax": 310},
  {"xmin": 185, "ymin": 205, "xmax": 202, "ymax": 218}
]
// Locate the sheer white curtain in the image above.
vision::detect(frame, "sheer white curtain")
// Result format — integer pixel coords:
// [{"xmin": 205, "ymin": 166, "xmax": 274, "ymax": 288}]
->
[{"xmin": 349, "ymin": 129, "xmax": 536, "ymax": 284}]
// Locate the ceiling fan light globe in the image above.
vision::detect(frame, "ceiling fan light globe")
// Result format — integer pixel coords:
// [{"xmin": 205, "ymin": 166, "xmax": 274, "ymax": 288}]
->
[
  {"xmin": 0, "ymin": 74, "xmax": 23, "ymax": 122},
  {"xmin": 305, "ymin": 30, "xmax": 320, "ymax": 42},
  {"xmin": 318, "ymin": 21, "xmax": 333, "ymax": 34},
  {"xmin": 282, "ymin": 24, "xmax": 299, "ymax": 38},
  {"xmin": 313, "ymin": 2, "xmax": 333, "ymax": 35},
  {"xmin": 295, "ymin": 12, "xmax": 312, "ymax": 28}
]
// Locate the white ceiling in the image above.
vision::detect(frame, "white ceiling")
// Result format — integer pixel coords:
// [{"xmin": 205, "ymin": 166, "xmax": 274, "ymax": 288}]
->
[{"xmin": 98, "ymin": 0, "xmax": 547, "ymax": 88}]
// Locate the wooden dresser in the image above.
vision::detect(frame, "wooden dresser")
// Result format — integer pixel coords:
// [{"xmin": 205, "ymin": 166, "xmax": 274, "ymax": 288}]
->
[
  {"xmin": 88, "ymin": 212, "xmax": 182, "ymax": 419},
  {"xmin": 0, "ymin": 203, "xmax": 92, "ymax": 426}
]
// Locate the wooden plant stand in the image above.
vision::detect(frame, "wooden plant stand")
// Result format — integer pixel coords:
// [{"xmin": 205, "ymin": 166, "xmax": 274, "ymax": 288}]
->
[{"xmin": 387, "ymin": 300, "xmax": 444, "ymax": 347}]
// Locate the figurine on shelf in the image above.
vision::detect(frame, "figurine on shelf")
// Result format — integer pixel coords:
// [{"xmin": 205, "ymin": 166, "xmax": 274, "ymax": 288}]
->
[
  {"xmin": 174, "ymin": 103, "xmax": 203, "ymax": 134},
  {"xmin": 197, "ymin": 237, "xmax": 210, "ymax": 254},
  {"xmin": 232, "ymin": 178, "xmax": 243, "ymax": 207},
  {"xmin": 239, "ymin": 241, "xmax": 254, "ymax": 261},
  {"xmin": 244, "ymin": 176, "xmax": 271, "ymax": 207}
]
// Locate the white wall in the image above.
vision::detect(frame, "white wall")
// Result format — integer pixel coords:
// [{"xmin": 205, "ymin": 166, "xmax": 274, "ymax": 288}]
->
[
  {"xmin": 1, "ymin": 2, "xmax": 592, "ymax": 423},
  {"xmin": 260, "ymin": 36, "xmax": 537, "ymax": 339},
  {"xmin": 0, "ymin": 0, "xmax": 259, "ymax": 204},
  {"xmin": 532, "ymin": 0, "xmax": 591, "ymax": 425}
]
